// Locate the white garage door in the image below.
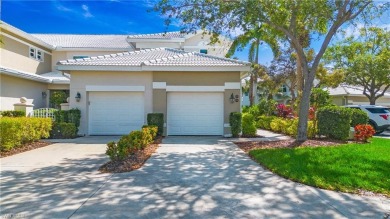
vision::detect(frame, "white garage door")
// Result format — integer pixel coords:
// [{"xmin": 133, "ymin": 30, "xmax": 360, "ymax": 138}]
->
[
  {"xmin": 88, "ymin": 92, "xmax": 144, "ymax": 135},
  {"xmin": 167, "ymin": 92, "xmax": 224, "ymax": 135}
]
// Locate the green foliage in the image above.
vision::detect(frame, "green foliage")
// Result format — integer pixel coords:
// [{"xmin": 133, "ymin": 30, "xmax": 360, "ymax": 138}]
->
[
  {"xmin": 349, "ymin": 108, "xmax": 369, "ymax": 127},
  {"xmin": 257, "ymin": 99, "xmax": 276, "ymax": 116},
  {"xmin": 229, "ymin": 112, "xmax": 242, "ymax": 137},
  {"xmin": 147, "ymin": 113, "xmax": 164, "ymax": 136},
  {"xmin": 258, "ymin": 116, "xmax": 317, "ymax": 139},
  {"xmin": 242, "ymin": 113, "xmax": 256, "ymax": 137},
  {"xmin": 317, "ymin": 106, "xmax": 352, "ymax": 140},
  {"xmin": 50, "ymin": 91, "xmax": 67, "ymax": 109},
  {"xmin": 245, "ymin": 105, "xmax": 260, "ymax": 118},
  {"xmin": 105, "ymin": 126, "xmax": 157, "ymax": 161},
  {"xmin": 325, "ymin": 27, "xmax": 390, "ymax": 104},
  {"xmin": 50, "ymin": 122, "xmax": 77, "ymax": 139},
  {"xmin": 1, "ymin": 110, "xmax": 25, "ymax": 117},
  {"xmin": 0, "ymin": 117, "xmax": 52, "ymax": 151},
  {"xmin": 310, "ymin": 88, "xmax": 331, "ymax": 109},
  {"xmin": 257, "ymin": 115, "xmax": 277, "ymax": 130},
  {"xmin": 249, "ymin": 138, "xmax": 390, "ymax": 196},
  {"xmin": 54, "ymin": 108, "xmax": 81, "ymax": 130}
]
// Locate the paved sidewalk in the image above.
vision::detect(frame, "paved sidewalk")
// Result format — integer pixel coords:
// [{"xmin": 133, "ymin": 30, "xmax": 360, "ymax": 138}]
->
[
  {"xmin": 232, "ymin": 129, "xmax": 293, "ymax": 142},
  {"xmin": 1, "ymin": 136, "xmax": 389, "ymax": 218}
]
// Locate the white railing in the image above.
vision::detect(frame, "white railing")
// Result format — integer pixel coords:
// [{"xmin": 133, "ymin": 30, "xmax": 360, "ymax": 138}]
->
[{"xmin": 30, "ymin": 108, "xmax": 58, "ymax": 119}]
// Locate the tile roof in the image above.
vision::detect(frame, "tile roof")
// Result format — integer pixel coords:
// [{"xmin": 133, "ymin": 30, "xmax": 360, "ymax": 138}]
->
[
  {"xmin": 32, "ymin": 34, "xmax": 131, "ymax": 49},
  {"xmin": 327, "ymin": 84, "xmax": 390, "ymax": 97},
  {"xmin": 127, "ymin": 31, "xmax": 186, "ymax": 39},
  {"xmin": 58, "ymin": 48, "xmax": 250, "ymax": 67},
  {"xmin": 0, "ymin": 67, "xmax": 69, "ymax": 84}
]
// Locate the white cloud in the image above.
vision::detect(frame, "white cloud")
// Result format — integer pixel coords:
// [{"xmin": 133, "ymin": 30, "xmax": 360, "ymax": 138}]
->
[{"xmin": 81, "ymin": 4, "xmax": 93, "ymax": 18}]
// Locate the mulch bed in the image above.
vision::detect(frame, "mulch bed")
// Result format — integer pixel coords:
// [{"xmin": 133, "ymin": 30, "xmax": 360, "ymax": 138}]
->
[
  {"xmin": 236, "ymin": 139, "xmax": 346, "ymax": 153},
  {"xmin": 0, "ymin": 141, "xmax": 52, "ymax": 158},
  {"xmin": 99, "ymin": 136, "xmax": 163, "ymax": 173}
]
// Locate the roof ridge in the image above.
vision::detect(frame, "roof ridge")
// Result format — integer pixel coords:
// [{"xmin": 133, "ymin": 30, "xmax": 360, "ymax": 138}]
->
[
  {"xmin": 193, "ymin": 50, "xmax": 251, "ymax": 65},
  {"xmin": 127, "ymin": 31, "xmax": 183, "ymax": 38},
  {"xmin": 142, "ymin": 48, "xmax": 193, "ymax": 65}
]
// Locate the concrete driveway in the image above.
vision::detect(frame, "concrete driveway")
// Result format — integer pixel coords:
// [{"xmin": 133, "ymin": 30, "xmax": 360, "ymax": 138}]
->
[{"xmin": 1, "ymin": 136, "xmax": 389, "ymax": 218}]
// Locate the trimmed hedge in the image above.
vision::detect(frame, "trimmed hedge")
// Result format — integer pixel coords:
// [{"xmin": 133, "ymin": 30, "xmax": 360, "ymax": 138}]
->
[
  {"xmin": 147, "ymin": 113, "xmax": 164, "ymax": 136},
  {"xmin": 229, "ymin": 112, "xmax": 242, "ymax": 137},
  {"xmin": 54, "ymin": 108, "xmax": 81, "ymax": 129},
  {"xmin": 318, "ymin": 106, "xmax": 352, "ymax": 140},
  {"xmin": 1, "ymin": 110, "xmax": 25, "ymax": 117},
  {"xmin": 106, "ymin": 125, "xmax": 157, "ymax": 161},
  {"xmin": 242, "ymin": 113, "xmax": 257, "ymax": 137},
  {"xmin": 50, "ymin": 122, "xmax": 77, "ymax": 139},
  {"xmin": 257, "ymin": 116, "xmax": 317, "ymax": 139},
  {"xmin": 0, "ymin": 117, "xmax": 52, "ymax": 151},
  {"xmin": 349, "ymin": 108, "xmax": 369, "ymax": 127}
]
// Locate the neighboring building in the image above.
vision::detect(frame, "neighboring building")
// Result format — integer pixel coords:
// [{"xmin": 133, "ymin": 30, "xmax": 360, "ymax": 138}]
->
[
  {"xmin": 327, "ymin": 84, "xmax": 390, "ymax": 107},
  {"xmin": 0, "ymin": 21, "xmax": 231, "ymax": 110},
  {"xmin": 1, "ymin": 21, "xmax": 250, "ymax": 137}
]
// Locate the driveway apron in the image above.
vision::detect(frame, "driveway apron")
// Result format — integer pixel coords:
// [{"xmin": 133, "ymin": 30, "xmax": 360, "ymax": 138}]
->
[{"xmin": 1, "ymin": 136, "xmax": 389, "ymax": 218}]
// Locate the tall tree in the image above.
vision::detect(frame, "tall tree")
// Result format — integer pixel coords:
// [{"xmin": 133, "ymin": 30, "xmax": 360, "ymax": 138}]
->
[
  {"xmin": 325, "ymin": 27, "xmax": 390, "ymax": 104},
  {"xmin": 226, "ymin": 27, "xmax": 280, "ymax": 106},
  {"xmin": 154, "ymin": 0, "xmax": 386, "ymax": 141}
]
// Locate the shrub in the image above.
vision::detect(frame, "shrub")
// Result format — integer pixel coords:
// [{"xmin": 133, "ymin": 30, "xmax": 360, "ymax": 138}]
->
[
  {"xmin": 142, "ymin": 125, "xmax": 158, "ymax": 140},
  {"xmin": 317, "ymin": 106, "xmax": 352, "ymax": 140},
  {"xmin": 229, "ymin": 112, "xmax": 242, "ymax": 137},
  {"xmin": 1, "ymin": 110, "xmax": 25, "ymax": 117},
  {"xmin": 106, "ymin": 141, "xmax": 120, "ymax": 161},
  {"xmin": 0, "ymin": 117, "xmax": 52, "ymax": 151},
  {"xmin": 54, "ymin": 108, "xmax": 81, "ymax": 129},
  {"xmin": 242, "ymin": 113, "xmax": 257, "ymax": 137},
  {"xmin": 354, "ymin": 124, "xmax": 375, "ymax": 142},
  {"xmin": 270, "ymin": 117, "xmax": 284, "ymax": 133},
  {"xmin": 147, "ymin": 113, "xmax": 164, "ymax": 136},
  {"xmin": 349, "ymin": 108, "xmax": 369, "ymax": 127},
  {"xmin": 247, "ymin": 105, "xmax": 260, "ymax": 118},
  {"xmin": 258, "ymin": 99, "xmax": 277, "ymax": 116},
  {"xmin": 276, "ymin": 104, "xmax": 293, "ymax": 118},
  {"xmin": 257, "ymin": 116, "xmax": 276, "ymax": 130},
  {"xmin": 50, "ymin": 122, "xmax": 77, "ymax": 139}
]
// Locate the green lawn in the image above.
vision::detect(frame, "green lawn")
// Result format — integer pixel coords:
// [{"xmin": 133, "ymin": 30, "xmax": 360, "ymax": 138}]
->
[{"xmin": 249, "ymin": 138, "xmax": 390, "ymax": 196}]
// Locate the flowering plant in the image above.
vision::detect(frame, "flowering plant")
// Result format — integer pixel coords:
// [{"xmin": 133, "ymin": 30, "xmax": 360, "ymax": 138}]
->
[
  {"xmin": 276, "ymin": 104, "xmax": 293, "ymax": 118},
  {"xmin": 354, "ymin": 124, "xmax": 375, "ymax": 142}
]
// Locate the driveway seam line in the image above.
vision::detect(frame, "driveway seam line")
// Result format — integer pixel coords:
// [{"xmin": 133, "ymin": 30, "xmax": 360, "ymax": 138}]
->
[{"xmin": 68, "ymin": 173, "xmax": 114, "ymax": 219}]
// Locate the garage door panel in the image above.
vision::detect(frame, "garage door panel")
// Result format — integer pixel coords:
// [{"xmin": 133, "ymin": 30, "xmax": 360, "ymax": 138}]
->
[
  {"xmin": 167, "ymin": 92, "xmax": 223, "ymax": 135},
  {"xmin": 88, "ymin": 92, "xmax": 144, "ymax": 135}
]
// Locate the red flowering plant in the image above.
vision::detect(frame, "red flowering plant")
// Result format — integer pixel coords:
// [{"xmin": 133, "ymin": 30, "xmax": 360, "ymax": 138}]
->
[
  {"xmin": 354, "ymin": 124, "xmax": 376, "ymax": 142},
  {"xmin": 276, "ymin": 104, "xmax": 293, "ymax": 118},
  {"xmin": 309, "ymin": 107, "xmax": 316, "ymax": 120}
]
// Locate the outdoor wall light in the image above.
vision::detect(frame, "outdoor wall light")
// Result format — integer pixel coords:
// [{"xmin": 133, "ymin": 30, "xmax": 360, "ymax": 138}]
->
[
  {"xmin": 230, "ymin": 93, "xmax": 235, "ymax": 103},
  {"xmin": 41, "ymin": 91, "xmax": 47, "ymax": 99},
  {"xmin": 75, "ymin": 92, "xmax": 81, "ymax": 102}
]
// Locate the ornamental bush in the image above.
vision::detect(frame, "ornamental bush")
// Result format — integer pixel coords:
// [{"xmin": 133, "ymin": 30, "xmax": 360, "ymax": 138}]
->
[
  {"xmin": 257, "ymin": 115, "xmax": 276, "ymax": 130},
  {"xmin": 317, "ymin": 106, "xmax": 352, "ymax": 140},
  {"xmin": 349, "ymin": 108, "xmax": 369, "ymax": 127},
  {"xmin": 54, "ymin": 108, "xmax": 81, "ymax": 129},
  {"xmin": 258, "ymin": 99, "xmax": 277, "ymax": 116},
  {"xmin": 229, "ymin": 112, "xmax": 242, "ymax": 137},
  {"xmin": 50, "ymin": 122, "xmax": 77, "ymax": 139},
  {"xmin": 147, "ymin": 113, "xmax": 164, "ymax": 136},
  {"xmin": 0, "ymin": 117, "xmax": 52, "ymax": 151},
  {"xmin": 1, "ymin": 110, "xmax": 25, "ymax": 117},
  {"xmin": 242, "ymin": 113, "xmax": 257, "ymax": 137},
  {"xmin": 354, "ymin": 124, "xmax": 375, "ymax": 142}
]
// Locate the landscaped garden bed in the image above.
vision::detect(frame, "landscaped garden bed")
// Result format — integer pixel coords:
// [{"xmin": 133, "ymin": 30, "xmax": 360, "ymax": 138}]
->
[
  {"xmin": 237, "ymin": 137, "xmax": 390, "ymax": 197},
  {"xmin": 99, "ymin": 136, "xmax": 162, "ymax": 173},
  {"xmin": 0, "ymin": 141, "xmax": 52, "ymax": 158}
]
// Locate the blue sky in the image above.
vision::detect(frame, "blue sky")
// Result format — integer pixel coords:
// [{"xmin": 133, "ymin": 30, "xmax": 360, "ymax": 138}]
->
[{"xmin": 2, "ymin": 1, "xmax": 389, "ymax": 65}]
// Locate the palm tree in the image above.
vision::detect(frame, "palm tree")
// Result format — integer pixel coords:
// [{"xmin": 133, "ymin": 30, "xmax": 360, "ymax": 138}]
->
[{"xmin": 226, "ymin": 25, "xmax": 280, "ymax": 106}]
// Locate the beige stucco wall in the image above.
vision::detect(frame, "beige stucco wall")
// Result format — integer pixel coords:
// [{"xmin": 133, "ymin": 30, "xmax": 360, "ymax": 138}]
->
[
  {"xmin": 0, "ymin": 74, "xmax": 47, "ymax": 110},
  {"xmin": 331, "ymin": 96, "xmax": 345, "ymax": 106},
  {"xmin": 0, "ymin": 34, "xmax": 52, "ymax": 74},
  {"xmin": 184, "ymin": 34, "xmax": 231, "ymax": 57},
  {"xmin": 69, "ymin": 71, "xmax": 153, "ymax": 135},
  {"xmin": 348, "ymin": 96, "xmax": 390, "ymax": 107},
  {"xmin": 153, "ymin": 71, "xmax": 241, "ymax": 136}
]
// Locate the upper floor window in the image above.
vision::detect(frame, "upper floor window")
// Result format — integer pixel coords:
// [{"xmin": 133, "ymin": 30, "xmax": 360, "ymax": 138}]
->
[
  {"xmin": 29, "ymin": 47, "xmax": 44, "ymax": 62},
  {"xmin": 200, "ymin": 49, "xmax": 208, "ymax": 54},
  {"xmin": 73, "ymin": 55, "xmax": 89, "ymax": 59},
  {"xmin": 279, "ymin": 85, "xmax": 288, "ymax": 93}
]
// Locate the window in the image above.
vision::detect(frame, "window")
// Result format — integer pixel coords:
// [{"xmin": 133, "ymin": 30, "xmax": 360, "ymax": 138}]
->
[
  {"xmin": 29, "ymin": 47, "xmax": 44, "ymax": 62},
  {"xmin": 73, "ymin": 55, "xmax": 89, "ymax": 59},
  {"xmin": 366, "ymin": 108, "xmax": 389, "ymax": 114},
  {"xmin": 29, "ymin": 47, "xmax": 36, "ymax": 59},
  {"xmin": 200, "ymin": 49, "xmax": 208, "ymax": 54},
  {"xmin": 279, "ymin": 85, "xmax": 288, "ymax": 93}
]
